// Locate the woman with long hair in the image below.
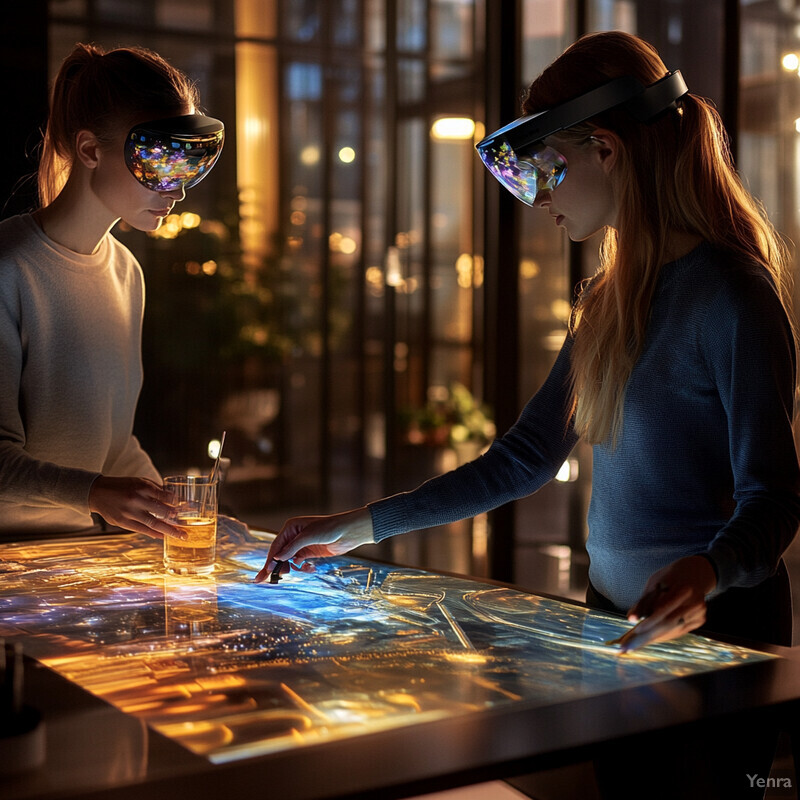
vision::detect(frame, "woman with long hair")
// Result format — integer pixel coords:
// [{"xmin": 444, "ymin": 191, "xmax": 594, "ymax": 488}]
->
[
  {"xmin": 0, "ymin": 43, "xmax": 224, "ymax": 539},
  {"xmin": 257, "ymin": 31, "xmax": 800, "ymax": 656}
]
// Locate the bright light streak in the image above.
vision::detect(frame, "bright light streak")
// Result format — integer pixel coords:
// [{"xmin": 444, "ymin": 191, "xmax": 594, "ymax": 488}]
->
[{"xmin": 431, "ymin": 117, "xmax": 476, "ymax": 140}]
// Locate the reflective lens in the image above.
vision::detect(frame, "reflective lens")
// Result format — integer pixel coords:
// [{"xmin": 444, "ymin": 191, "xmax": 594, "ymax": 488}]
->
[
  {"xmin": 125, "ymin": 116, "xmax": 225, "ymax": 192},
  {"xmin": 476, "ymin": 140, "xmax": 567, "ymax": 206}
]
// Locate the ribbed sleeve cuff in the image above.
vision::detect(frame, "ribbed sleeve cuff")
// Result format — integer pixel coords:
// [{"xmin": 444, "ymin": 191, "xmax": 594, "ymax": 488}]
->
[
  {"xmin": 701, "ymin": 546, "xmax": 736, "ymax": 595},
  {"xmin": 54, "ymin": 468, "xmax": 102, "ymax": 516},
  {"xmin": 367, "ymin": 495, "xmax": 409, "ymax": 543}
]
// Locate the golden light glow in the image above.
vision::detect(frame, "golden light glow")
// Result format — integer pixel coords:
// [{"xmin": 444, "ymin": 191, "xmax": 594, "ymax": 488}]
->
[
  {"xmin": 329, "ymin": 232, "xmax": 358, "ymax": 255},
  {"xmin": 550, "ymin": 298, "xmax": 571, "ymax": 323},
  {"xmin": 455, "ymin": 253, "xmax": 484, "ymax": 289},
  {"xmin": 443, "ymin": 651, "xmax": 488, "ymax": 664},
  {"xmin": 782, "ymin": 53, "xmax": 800, "ymax": 71},
  {"xmin": 385, "ymin": 246, "xmax": 403, "ymax": 287},
  {"xmin": 149, "ymin": 211, "xmax": 209, "ymax": 240},
  {"xmin": 431, "ymin": 117, "xmax": 476, "ymax": 140},
  {"xmin": 300, "ymin": 145, "xmax": 320, "ymax": 165},
  {"xmin": 520, "ymin": 258, "xmax": 540, "ymax": 279},
  {"xmin": 338, "ymin": 146, "xmax": 356, "ymax": 163},
  {"xmin": 180, "ymin": 211, "xmax": 201, "ymax": 229},
  {"xmin": 0, "ymin": 533, "xmax": 773, "ymax": 767},
  {"xmin": 555, "ymin": 459, "xmax": 579, "ymax": 483}
]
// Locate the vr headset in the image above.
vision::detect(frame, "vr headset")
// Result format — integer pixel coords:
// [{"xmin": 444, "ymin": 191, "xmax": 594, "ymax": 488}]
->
[
  {"xmin": 125, "ymin": 114, "xmax": 225, "ymax": 192},
  {"xmin": 476, "ymin": 70, "xmax": 689, "ymax": 205}
]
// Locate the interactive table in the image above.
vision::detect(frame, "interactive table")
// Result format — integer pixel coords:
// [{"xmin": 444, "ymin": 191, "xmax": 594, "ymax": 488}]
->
[{"xmin": 1, "ymin": 528, "xmax": 799, "ymax": 799}]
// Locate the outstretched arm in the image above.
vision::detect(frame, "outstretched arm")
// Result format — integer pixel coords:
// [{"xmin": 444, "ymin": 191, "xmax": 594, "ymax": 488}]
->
[{"xmin": 254, "ymin": 507, "xmax": 374, "ymax": 582}]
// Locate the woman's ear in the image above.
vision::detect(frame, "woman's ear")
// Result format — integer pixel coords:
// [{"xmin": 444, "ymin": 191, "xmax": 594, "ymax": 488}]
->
[
  {"xmin": 74, "ymin": 130, "xmax": 102, "ymax": 170},
  {"xmin": 588, "ymin": 128, "xmax": 620, "ymax": 174}
]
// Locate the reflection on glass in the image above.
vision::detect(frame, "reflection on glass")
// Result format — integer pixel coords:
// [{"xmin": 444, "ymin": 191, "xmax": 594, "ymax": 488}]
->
[{"xmin": 0, "ymin": 532, "xmax": 772, "ymax": 766}]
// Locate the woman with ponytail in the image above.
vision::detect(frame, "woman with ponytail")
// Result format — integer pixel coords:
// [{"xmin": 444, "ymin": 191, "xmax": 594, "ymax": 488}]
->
[
  {"xmin": 0, "ymin": 43, "xmax": 224, "ymax": 539},
  {"xmin": 258, "ymin": 32, "xmax": 800, "ymax": 654}
]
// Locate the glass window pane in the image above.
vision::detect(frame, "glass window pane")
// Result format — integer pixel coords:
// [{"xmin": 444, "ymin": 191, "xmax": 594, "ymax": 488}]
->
[
  {"xmin": 156, "ymin": 0, "xmax": 215, "ymax": 30},
  {"xmin": 515, "ymin": 0, "xmax": 578, "ymax": 586},
  {"xmin": 430, "ymin": 138, "xmax": 473, "ymax": 346},
  {"xmin": 397, "ymin": 0, "xmax": 427, "ymax": 51},
  {"xmin": 365, "ymin": 0, "xmax": 386, "ymax": 51},
  {"xmin": 95, "ymin": 0, "xmax": 150, "ymax": 23},
  {"xmin": 332, "ymin": 0, "xmax": 361, "ymax": 45},
  {"xmin": 394, "ymin": 117, "xmax": 426, "ymax": 415},
  {"xmin": 431, "ymin": 0, "xmax": 473, "ymax": 60},
  {"xmin": 399, "ymin": 58, "xmax": 426, "ymax": 103},
  {"xmin": 283, "ymin": 0, "xmax": 322, "ymax": 42},
  {"xmin": 740, "ymin": 4, "xmax": 798, "ymax": 256}
]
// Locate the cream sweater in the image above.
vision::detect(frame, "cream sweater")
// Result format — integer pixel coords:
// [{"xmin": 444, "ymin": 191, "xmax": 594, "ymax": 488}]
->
[{"xmin": 0, "ymin": 214, "xmax": 159, "ymax": 537}]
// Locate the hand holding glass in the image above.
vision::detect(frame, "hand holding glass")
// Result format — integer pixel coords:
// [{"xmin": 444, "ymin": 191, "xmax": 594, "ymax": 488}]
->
[{"xmin": 163, "ymin": 476, "xmax": 218, "ymax": 575}]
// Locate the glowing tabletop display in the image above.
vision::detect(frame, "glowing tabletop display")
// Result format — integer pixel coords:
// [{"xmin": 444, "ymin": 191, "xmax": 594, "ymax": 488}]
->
[{"xmin": 0, "ymin": 530, "xmax": 773, "ymax": 766}]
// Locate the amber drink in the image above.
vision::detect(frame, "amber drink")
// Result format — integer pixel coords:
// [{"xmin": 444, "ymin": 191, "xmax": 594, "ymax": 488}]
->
[{"xmin": 163, "ymin": 476, "xmax": 218, "ymax": 575}]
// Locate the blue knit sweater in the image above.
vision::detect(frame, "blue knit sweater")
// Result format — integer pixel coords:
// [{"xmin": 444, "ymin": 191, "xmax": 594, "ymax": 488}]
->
[{"xmin": 369, "ymin": 242, "xmax": 800, "ymax": 610}]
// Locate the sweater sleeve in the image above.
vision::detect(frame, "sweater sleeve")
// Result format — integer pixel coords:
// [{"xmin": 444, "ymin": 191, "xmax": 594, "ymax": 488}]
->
[
  {"xmin": 701, "ymin": 270, "xmax": 800, "ymax": 592},
  {"xmin": 369, "ymin": 335, "xmax": 579, "ymax": 541},
  {"xmin": 105, "ymin": 435, "xmax": 161, "ymax": 482},
  {"xmin": 0, "ymin": 289, "xmax": 98, "ymax": 513}
]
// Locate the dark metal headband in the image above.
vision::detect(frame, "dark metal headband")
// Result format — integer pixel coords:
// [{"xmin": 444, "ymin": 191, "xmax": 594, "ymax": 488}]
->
[{"xmin": 478, "ymin": 70, "xmax": 688, "ymax": 154}]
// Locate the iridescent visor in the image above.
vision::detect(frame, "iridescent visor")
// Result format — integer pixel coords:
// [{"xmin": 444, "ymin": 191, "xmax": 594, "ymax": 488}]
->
[
  {"xmin": 125, "ymin": 114, "xmax": 225, "ymax": 192},
  {"xmin": 477, "ymin": 71, "xmax": 688, "ymax": 205},
  {"xmin": 476, "ymin": 141, "xmax": 567, "ymax": 206}
]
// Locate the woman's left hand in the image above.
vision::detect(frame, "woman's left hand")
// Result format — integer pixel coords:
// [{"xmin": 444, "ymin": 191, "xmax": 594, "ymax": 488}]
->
[{"xmin": 619, "ymin": 555, "xmax": 717, "ymax": 652}]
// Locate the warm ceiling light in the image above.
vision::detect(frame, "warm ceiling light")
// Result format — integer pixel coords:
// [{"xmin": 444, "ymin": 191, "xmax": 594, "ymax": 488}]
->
[
  {"xmin": 431, "ymin": 117, "xmax": 476, "ymax": 140},
  {"xmin": 783, "ymin": 53, "xmax": 800, "ymax": 71}
]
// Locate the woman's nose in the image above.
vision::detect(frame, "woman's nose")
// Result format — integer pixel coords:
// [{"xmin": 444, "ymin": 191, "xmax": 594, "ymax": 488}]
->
[{"xmin": 161, "ymin": 185, "xmax": 186, "ymax": 202}]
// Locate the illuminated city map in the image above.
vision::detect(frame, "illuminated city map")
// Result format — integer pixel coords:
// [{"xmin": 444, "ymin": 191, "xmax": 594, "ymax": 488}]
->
[{"xmin": 0, "ymin": 529, "xmax": 773, "ymax": 765}]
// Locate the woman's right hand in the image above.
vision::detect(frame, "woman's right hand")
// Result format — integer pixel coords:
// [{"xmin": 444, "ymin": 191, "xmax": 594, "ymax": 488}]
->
[
  {"xmin": 254, "ymin": 507, "xmax": 374, "ymax": 583},
  {"xmin": 88, "ymin": 475, "xmax": 185, "ymax": 540}
]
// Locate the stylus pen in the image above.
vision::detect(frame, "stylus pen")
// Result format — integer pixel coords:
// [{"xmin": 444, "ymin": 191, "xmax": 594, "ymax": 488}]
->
[{"xmin": 270, "ymin": 560, "xmax": 285, "ymax": 584}]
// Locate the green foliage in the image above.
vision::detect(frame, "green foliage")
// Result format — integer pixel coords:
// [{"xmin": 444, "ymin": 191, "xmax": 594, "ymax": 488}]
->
[{"xmin": 400, "ymin": 383, "xmax": 495, "ymax": 448}]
